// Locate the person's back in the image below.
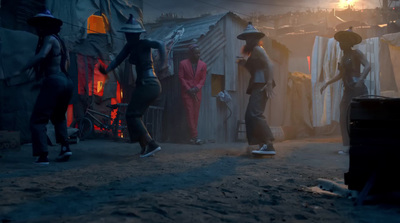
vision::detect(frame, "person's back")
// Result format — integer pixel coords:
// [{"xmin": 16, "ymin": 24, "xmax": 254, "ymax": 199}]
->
[
  {"xmin": 41, "ymin": 35, "xmax": 63, "ymax": 76},
  {"xmin": 128, "ymin": 39, "xmax": 156, "ymax": 80}
]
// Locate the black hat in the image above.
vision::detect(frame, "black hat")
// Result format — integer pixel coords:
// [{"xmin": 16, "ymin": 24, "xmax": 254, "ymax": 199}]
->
[
  {"xmin": 334, "ymin": 27, "xmax": 362, "ymax": 45},
  {"xmin": 237, "ymin": 22, "xmax": 265, "ymax": 40},
  {"xmin": 119, "ymin": 14, "xmax": 146, "ymax": 33},
  {"xmin": 27, "ymin": 10, "xmax": 62, "ymax": 27}
]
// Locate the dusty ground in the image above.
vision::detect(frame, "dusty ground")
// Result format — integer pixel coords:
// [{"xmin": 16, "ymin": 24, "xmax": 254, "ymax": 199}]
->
[{"xmin": 1, "ymin": 135, "xmax": 400, "ymax": 223}]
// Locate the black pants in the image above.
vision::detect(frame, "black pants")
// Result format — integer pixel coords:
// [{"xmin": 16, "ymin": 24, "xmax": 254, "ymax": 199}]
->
[
  {"xmin": 30, "ymin": 73, "xmax": 73, "ymax": 156},
  {"xmin": 126, "ymin": 77, "xmax": 161, "ymax": 144},
  {"xmin": 340, "ymin": 84, "xmax": 368, "ymax": 146},
  {"xmin": 245, "ymin": 84, "xmax": 274, "ymax": 145}
]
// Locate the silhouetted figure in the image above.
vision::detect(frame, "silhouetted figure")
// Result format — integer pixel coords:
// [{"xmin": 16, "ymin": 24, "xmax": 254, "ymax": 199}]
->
[
  {"xmin": 15, "ymin": 10, "xmax": 73, "ymax": 164},
  {"xmin": 99, "ymin": 14, "xmax": 166, "ymax": 158},
  {"xmin": 320, "ymin": 27, "xmax": 371, "ymax": 146}
]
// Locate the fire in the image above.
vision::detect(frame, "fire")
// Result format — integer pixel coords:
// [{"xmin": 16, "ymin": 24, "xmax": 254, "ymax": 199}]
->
[{"xmin": 338, "ymin": 0, "xmax": 357, "ymax": 9}]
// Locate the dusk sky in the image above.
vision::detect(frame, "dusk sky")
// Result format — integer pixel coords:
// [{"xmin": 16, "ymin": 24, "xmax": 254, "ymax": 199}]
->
[{"xmin": 143, "ymin": 0, "xmax": 383, "ymax": 22}]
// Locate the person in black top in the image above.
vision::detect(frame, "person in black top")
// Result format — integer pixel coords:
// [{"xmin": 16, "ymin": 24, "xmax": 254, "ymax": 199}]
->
[
  {"xmin": 15, "ymin": 10, "xmax": 73, "ymax": 164},
  {"xmin": 237, "ymin": 22, "xmax": 276, "ymax": 155},
  {"xmin": 320, "ymin": 27, "xmax": 371, "ymax": 146},
  {"xmin": 99, "ymin": 14, "xmax": 166, "ymax": 158}
]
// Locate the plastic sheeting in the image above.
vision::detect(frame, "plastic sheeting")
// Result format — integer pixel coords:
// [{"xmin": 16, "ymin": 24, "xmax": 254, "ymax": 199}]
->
[
  {"xmin": 381, "ymin": 32, "xmax": 400, "ymax": 96},
  {"xmin": 0, "ymin": 28, "xmax": 37, "ymax": 81},
  {"xmin": 47, "ymin": 0, "xmax": 143, "ymax": 56},
  {"xmin": 284, "ymin": 72, "xmax": 313, "ymax": 138}
]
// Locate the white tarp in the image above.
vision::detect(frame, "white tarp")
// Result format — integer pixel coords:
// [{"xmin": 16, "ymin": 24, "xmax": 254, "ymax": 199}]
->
[{"xmin": 381, "ymin": 32, "xmax": 400, "ymax": 94}]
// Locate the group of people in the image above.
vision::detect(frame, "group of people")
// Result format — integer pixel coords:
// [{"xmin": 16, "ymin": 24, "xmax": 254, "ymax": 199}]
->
[{"xmin": 18, "ymin": 9, "xmax": 370, "ymax": 164}]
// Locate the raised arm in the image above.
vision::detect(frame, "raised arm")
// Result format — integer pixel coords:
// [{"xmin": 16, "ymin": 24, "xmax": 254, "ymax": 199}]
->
[
  {"xmin": 148, "ymin": 40, "xmax": 166, "ymax": 68},
  {"xmin": 19, "ymin": 36, "xmax": 53, "ymax": 73},
  {"xmin": 101, "ymin": 44, "xmax": 130, "ymax": 74},
  {"xmin": 356, "ymin": 49, "xmax": 371, "ymax": 83},
  {"xmin": 320, "ymin": 65, "xmax": 343, "ymax": 94}
]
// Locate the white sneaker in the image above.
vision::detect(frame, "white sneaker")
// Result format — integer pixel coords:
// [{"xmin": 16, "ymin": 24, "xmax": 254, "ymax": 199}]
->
[
  {"xmin": 190, "ymin": 137, "xmax": 203, "ymax": 145},
  {"xmin": 252, "ymin": 144, "xmax": 276, "ymax": 155},
  {"xmin": 140, "ymin": 145, "xmax": 161, "ymax": 158}
]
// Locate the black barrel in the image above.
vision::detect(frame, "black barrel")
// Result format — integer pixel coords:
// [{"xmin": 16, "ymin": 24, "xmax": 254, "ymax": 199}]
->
[{"xmin": 345, "ymin": 97, "xmax": 400, "ymax": 192}]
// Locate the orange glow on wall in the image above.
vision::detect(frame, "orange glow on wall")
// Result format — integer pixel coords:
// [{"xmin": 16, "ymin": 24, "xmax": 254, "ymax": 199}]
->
[
  {"xmin": 75, "ymin": 55, "xmax": 123, "ymax": 136},
  {"xmin": 77, "ymin": 55, "xmax": 106, "ymax": 96},
  {"xmin": 97, "ymin": 81, "xmax": 104, "ymax": 93},
  {"xmin": 67, "ymin": 104, "xmax": 73, "ymax": 127},
  {"xmin": 87, "ymin": 13, "xmax": 109, "ymax": 34}
]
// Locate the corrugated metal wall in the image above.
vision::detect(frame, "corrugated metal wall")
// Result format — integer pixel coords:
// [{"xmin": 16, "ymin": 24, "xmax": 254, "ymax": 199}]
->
[
  {"xmin": 265, "ymin": 40, "xmax": 289, "ymax": 126},
  {"xmin": 197, "ymin": 20, "xmax": 226, "ymax": 142},
  {"xmin": 195, "ymin": 15, "xmax": 248, "ymax": 143},
  {"xmin": 223, "ymin": 15, "xmax": 249, "ymax": 142},
  {"xmin": 159, "ymin": 50, "xmax": 190, "ymax": 143}
]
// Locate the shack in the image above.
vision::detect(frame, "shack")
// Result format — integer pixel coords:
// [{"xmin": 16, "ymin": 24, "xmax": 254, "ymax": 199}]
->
[{"xmin": 145, "ymin": 12, "xmax": 289, "ymax": 143}]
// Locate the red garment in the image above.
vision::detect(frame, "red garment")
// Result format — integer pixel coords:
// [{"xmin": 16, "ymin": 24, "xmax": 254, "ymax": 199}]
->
[
  {"xmin": 178, "ymin": 59, "xmax": 207, "ymax": 138},
  {"xmin": 77, "ymin": 54, "xmax": 106, "ymax": 96}
]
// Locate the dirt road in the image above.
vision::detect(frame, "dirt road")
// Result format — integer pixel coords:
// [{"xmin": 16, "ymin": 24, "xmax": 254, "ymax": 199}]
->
[{"xmin": 1, "ymin": 136, "xmax": 399, "ymax": 222}]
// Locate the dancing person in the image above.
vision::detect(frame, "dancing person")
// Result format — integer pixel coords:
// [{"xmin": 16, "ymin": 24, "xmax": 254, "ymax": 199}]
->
[
  {"xmin": 14, "ymin": 10, "xmax": 73, "ymax": 164},
  {"xmin": 99, "ymin": 14, "xmax": 166, "ymax": 158},
  {"xmin": 237, "ymin": 22, "xmax": 276, "ymax": 155},
  {"xmin": 178, "ymin": 44, "xmax": 207, "ymax": 144},
  {"xmin": 320, "ymin": 27, "xmax": 370, "ymax": 146}
]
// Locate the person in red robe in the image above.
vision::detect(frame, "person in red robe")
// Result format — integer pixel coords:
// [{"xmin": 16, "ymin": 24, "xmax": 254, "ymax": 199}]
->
[{"xmin": 178, "ymin": 44, "xmax": 207, "ymax": 144}]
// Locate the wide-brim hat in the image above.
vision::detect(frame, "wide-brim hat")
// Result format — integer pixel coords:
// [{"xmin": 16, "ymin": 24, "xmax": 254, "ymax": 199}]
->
[
  {"xmin": 334, "ymin": 27, "xmax": 362, "ymax": 45},
  {"xmin": 119, "ymin": 14, "xmax": 146, "ymax": 33},
  {"xmin": 27, "ymin": 10, "xmax": 63, "ymax": 27},
  {"xmin": 237, "ymin": 22, "xmax": 265, "ymax": 40}
]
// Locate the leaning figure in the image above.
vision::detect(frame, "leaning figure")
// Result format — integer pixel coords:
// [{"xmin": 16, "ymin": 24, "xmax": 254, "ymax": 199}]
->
[
  {"xmin": 320, "ymin": 27, "xmax": 371, "ymax": 146},
  {"xmin": 14, "ymin": 10, "xmax": 73, "ymax": 164},
  {"xmin": 237, "ymin": 22, "xmax": 276, "ymax": 155},
  {"xmin": 99, "ymin": 14, "xmax": 166, "ymax": 158}
]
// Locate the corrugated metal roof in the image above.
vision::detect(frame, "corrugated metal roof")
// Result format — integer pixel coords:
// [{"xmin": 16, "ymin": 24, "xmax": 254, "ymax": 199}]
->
[{"xmin": 144, "ymin": 12, "xmax": 240, "ymax": 48}]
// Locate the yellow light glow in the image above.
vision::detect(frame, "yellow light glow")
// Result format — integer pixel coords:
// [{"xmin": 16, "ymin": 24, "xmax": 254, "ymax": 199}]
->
[
  {"xmin": 97, "ymin": 81, "xmax": 103, "ymax": 93},
  {"xmin": 338, "ymin": 0, "xmax": 357, "ymax": 9}
]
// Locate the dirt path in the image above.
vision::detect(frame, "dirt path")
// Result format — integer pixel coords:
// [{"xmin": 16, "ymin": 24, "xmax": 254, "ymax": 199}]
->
[{"xmin": 1, "ymin": 136, "xmax": 399, "ymax": 222}]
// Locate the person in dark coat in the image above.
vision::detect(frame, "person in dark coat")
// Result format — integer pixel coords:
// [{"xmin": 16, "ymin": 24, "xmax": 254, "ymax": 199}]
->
[
  {"xmin": 237, "ymin": 22, "xmax": 276, "ymax": 155},
  {"xmin": 320, "ymin": 27, "xmax": 370, "ymax": 146},
  {"xmin": 15, "ymin": 10, "xmax": 73, "ymax": 164},
  {"xmin": 99, "ymin": 14, "xmax": 166, "ymax": 158}
]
